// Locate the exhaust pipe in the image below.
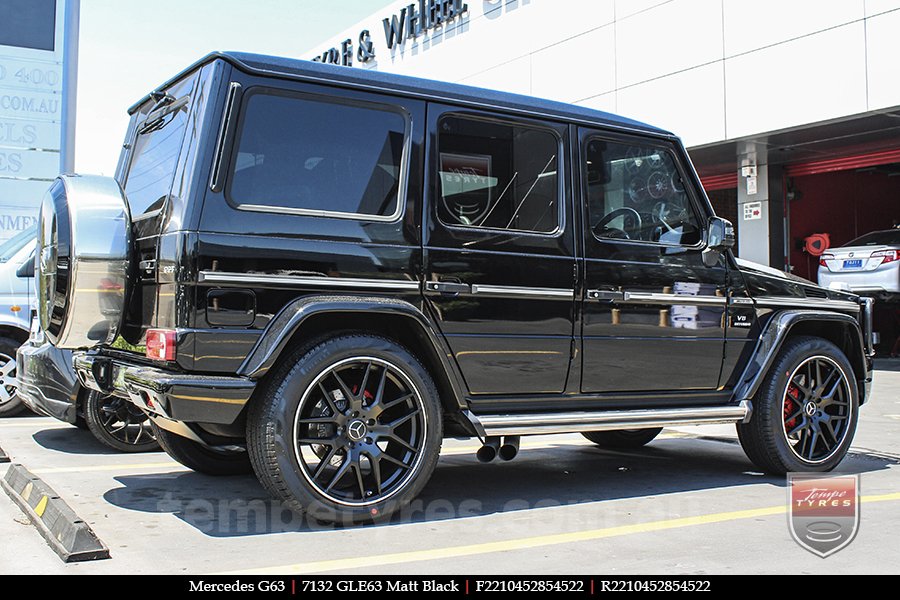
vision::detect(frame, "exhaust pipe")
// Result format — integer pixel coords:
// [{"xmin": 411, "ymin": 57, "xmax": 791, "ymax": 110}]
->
[
  {"xmin": 498, "ymin": 436, "xmax": 520, "ymax": 461},
  {"xmin": 476, "ymin": 436, "xmax": 501, "ymax": 463}
]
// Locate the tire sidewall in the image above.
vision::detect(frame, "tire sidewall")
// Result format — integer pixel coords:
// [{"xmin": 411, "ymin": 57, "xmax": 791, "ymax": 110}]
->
[
  {"xmin": 760, "ymin": 337, "xmax": 859, "ymax": 472},
  {"xmin": 265, "ymin": 335, "xmax": 442, "ymax": 524}
]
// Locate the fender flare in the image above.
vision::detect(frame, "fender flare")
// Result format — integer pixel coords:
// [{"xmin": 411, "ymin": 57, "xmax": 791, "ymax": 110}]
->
[
  {"xmin": 237, "ymin": 295, "xmax": 467, "ymax": 409},
  {"xmin": 732, "ymin": 310, "xmax": 869, "ymax": 407}
]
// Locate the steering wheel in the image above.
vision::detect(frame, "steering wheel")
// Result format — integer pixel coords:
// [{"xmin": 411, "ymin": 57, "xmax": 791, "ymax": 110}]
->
[{"xmin": 594, "ymin": 207, "xmax": 643, "ymax": 240}]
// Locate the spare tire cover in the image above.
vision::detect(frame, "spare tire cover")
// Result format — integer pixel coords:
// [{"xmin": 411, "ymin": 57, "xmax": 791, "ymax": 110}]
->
[{"xmin": 37, "ymin": 175, "xmax": 133, "ymax": 349}]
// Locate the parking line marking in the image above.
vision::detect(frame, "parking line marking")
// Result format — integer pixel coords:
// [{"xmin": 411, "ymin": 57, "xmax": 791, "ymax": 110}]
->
[
  {"xmin": 0, "ymin": 422, "xmax": 70, "ymax": 429},
  {"xmin": 32, "ymin": 462, "xmax": 184, "ymax": 474},
  {"xmin": 225, "ymin": 492, "xmax": 900, "ymax": 575}
]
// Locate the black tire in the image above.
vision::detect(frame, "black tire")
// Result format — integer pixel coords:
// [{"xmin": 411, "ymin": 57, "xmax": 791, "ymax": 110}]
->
[
  {"xmin": 74, "ymin": 415, "xmax": 89, "ymax": 430},
  {"xmin": 83, "ymin": 390, "xmax": 160, "ymax": 453},
  {"xmin": 153, "ymin": 424, "xmax": 252, "ymax": 476},
  {"xmin": 737, "ymin": 336, "xmax": 858, "ymax": 474},
  {"xmin": 247, "ymin": 334, "xmax": 443, "ymax": 525},
  {"xmin": 0, "ymin": 336, "xmax": 26, "ymax": 417},
  {"xmin": 581, "ymin": 427, "xmax": 663, "ymax": 448}
]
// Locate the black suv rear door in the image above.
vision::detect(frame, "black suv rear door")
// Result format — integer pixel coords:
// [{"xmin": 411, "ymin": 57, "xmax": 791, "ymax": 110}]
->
[
  {"xmin": 423, "ymin": 105, "xmax": 576, "ymax": 397},
  {"xmin": 578, "ymin": 130, "xmax": 727, "ymax": 394}
]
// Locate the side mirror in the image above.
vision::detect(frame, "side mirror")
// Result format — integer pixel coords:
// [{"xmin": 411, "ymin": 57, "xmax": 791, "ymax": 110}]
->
[
  {"xmin": 16, "ymin": 251, "xmax": 35, "ymax": 278},
  {"xmin": 702, "ymin": 217, "xmax": 735, "ymax": 267}
]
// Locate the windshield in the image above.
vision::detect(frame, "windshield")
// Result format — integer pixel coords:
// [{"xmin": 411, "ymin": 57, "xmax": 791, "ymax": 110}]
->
[
  {"xmin": 0, "ymin": 224, "xmax": 37, "ymax": 262},
  {"xmin": 843, "ymin": 229, "xmax": 900, "ymax": 247},
  {"xmin": 123, "ymin": 73, "xmax": 197, "ymax": 218}
]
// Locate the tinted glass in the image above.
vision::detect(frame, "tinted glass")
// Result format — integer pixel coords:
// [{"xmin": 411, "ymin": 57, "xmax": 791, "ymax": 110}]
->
[
  {"xmin": 844, "ymin": 230, "xmax": 900, "ymax": 247},
  {"xmin": 125, "ymin": 97, "xmax": 191, "ymax": 217},
  {"xmin": 229, "ymin": 92, "xmax": 406, "ymax": 219},
  {"xmin": 437, "ymin": 116, "xmax": 560, "ymax": 234},
  {"xmin": 0, "ymin": 223, "xmax": 36, "ymax": 262},
  {"xmin": 585, "ymin": 139, "xmax": 701, "ymax": 246}
]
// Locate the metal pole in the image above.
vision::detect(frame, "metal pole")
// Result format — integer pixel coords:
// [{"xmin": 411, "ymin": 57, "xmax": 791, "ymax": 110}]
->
[{"xmin": 60, "ymin": 0, "xmax": 80, "ymax": 173}]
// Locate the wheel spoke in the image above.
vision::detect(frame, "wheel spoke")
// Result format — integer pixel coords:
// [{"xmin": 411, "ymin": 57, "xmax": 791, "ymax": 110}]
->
[
  {"xmin": 331, "ymin": 370, "xmax": 357, "ymax": 409},
  {"xmin": 311, "ymin": 446, "xmax": 340, "ymax": 480},
  {"xmin": 385, "ymin": 433, "xmax": 417, "ymax": 453},
  {"xmin": 381, "ymin": 393, "xmax": 415, "ymax": 412},
  {"xmin": 358, "ymin": 362, "xmax": 372, "ymax": 402},
  {"xmin": 296, "ymin": 416, "xmax": 338, "ymax": 424},
  {"xmin": 367, "ymin": 451, "xmax": 383, "ymax": 495},
  {"xmin": 806, "ymin": 429, "xmax": 820, "ymax": 460},
  {"xmin": 353, "ymin": 462, "xmax": 366, "ymax": 499},
  {"xmin": 785, "ymin": 407, "xmax": 804, "ymax": 423},
  {"xmin": 380, "ymin": 452, "xmax": 411, "ymax": 470},
  {"xmin": 318, "ymin": 382, "xmax": 342, "ymax": 416},
  {"xmin": 373, "ymin": 364, "xmax": 388, "ymax": 405},
  {"xmin": 297, "ymin": 437, "xmax": 335, "ymax": 446},
  {"xmin": 786, "ymin": 419, "xmax": 807, "ymax": 437},
  {"xmin": 324, "ymin": 456, "xmax": 352, "ymax": 492},
  {"xmin": 386, "ymin": 409, "xmax": 420, "ymax": 432},
  {"xmin": 820, "ymin": 420, "xmax": 838, "ymax": 450}
]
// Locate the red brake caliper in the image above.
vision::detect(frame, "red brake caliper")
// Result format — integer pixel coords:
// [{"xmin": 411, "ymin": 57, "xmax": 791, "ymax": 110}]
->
[
  {"xmin": 351, "ymin": 385, "xmax": 374, "ymax": 403},
  {"xmin": 784, "ymin": 384, "xmax": 800, "ymax": 431}
]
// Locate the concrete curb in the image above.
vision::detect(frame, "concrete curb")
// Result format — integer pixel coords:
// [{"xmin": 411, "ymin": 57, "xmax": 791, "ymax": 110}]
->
[{"xmin": 2, "ymin": 463, "xmax": 109, "ymax": 562}]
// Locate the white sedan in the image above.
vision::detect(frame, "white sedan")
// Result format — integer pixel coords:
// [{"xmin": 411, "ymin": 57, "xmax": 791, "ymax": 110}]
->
[{"xmin": 818, "ymin": 229, "xmax": 900, "ymax": 299}]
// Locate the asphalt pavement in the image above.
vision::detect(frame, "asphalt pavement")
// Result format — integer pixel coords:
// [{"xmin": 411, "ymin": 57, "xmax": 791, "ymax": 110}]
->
[{"xmin": 1, "ymin": 361, "xmax": 898, "ymax": 575}]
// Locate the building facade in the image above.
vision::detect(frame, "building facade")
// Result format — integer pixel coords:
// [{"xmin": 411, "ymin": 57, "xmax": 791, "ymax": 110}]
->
[{"xmin": 309, "ymin": 0, "xmax": 900, "ymax": 279}]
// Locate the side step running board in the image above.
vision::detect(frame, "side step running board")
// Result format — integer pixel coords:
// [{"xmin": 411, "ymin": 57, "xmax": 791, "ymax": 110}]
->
[{"xmin": 476, "ymin": 401, "xmax": 751, "ymax": 437}]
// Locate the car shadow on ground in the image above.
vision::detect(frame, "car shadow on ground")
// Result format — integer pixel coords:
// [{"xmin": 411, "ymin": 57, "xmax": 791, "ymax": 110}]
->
[
  {"xmin": 100, "ymin": 436, "xmax": 898, "ymax": 537},
  {"xmin": 31, "ymin": 426, "xmax": 162, "ymax": 456}
]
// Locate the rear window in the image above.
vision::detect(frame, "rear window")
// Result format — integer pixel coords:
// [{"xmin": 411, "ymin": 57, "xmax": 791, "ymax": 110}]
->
[
  {"xmin": 123, "ymin": 74, "xmax": 197, "ymax": 218},
  {"xmin": 844, "ymin": 230, "xmax": 900, "ymax": 247},
  {"xmin": 227, "ymin": 91, "xmax": 408, "ymax": 221}
]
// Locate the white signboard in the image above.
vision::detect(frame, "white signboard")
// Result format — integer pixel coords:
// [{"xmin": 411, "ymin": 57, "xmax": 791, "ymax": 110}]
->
[
  {"xmin": 743, "ymin": 201, "xmax": 763, "ymax": 221},
  {"xmin": 0, "ymin": 0, "xmax": 76, "ymax": 243}
]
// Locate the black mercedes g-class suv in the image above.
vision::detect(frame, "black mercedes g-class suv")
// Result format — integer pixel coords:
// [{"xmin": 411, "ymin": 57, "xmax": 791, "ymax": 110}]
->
[{"xmin": 37, "ymin": 52, "xmax": 875, "ymax": 523}]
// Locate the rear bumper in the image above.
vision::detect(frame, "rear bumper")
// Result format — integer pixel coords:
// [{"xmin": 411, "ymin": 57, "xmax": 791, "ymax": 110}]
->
[
  {"xmin": 16, "ymin": 343, "xmax": 79, "ymax": 424},
  {"xmin": 74, "ymin": 353, "xmax": 255, "ymax": 425}
]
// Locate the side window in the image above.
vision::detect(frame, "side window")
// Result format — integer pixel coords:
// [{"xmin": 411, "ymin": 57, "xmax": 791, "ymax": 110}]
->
[
  {"xmin": 585, "ymin": 138, "xmax": 701, "ymax": 246},
  {"xmin": 228, "ymin": 91, "xmax": 408, "ymax": 220},
  {"xmin": 437, "ymin": 115, "xmax": 560, "ymax": 234}
]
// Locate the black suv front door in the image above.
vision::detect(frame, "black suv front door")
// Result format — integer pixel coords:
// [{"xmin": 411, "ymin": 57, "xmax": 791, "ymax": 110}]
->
[
  {"xmin": 579, "ymin": 131, "xmax": 727, "ymax": 394},
  {"xmin": 423, "ymin": 106, "xmax": 576, "ymax": 398}
]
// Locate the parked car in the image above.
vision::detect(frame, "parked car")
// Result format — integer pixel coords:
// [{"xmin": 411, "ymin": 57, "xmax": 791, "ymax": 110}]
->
[
  {"xmin": 36, "ymin": 53, "xmax": 875, "ymax": 524},
  {"xmin": 818, "ymin": 228, "xmax": 900, "ymax": 300},
  {"xmin": 0, "ymin": 225, "xmax": 37, "ymax": 416},
  {"xmin": 16, "ymin": 323, "xmax": 159, "ymax": 452}
]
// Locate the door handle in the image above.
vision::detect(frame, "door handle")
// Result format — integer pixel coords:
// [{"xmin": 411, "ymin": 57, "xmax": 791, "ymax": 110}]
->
[
  {"xmin": 586, "ymin": 290, "xmax": 624, "ymax": 302},
  {"xmin": 426, "ymin": 280, "xmax": 471, "ymax": 295}
]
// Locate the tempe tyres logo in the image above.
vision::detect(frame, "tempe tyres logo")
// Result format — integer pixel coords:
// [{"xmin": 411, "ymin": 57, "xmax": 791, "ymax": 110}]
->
[{"xmin": 788, "ymin": 474, "xmax": 859, "ymax": 558}]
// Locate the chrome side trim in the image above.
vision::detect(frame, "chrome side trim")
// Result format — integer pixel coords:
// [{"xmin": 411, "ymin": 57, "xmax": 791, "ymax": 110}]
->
[
  {"xmin": 622, "ymin": 292, "xmax": 726, "ymax": 306},
  {"xmin": 198, "ymin": 271, "xmax": 420, "ymax": 291},
  {"xmin": 754, "ymin": 296, "xmax": 860, "ymax": 312},
  {"xmin": 470, "ymin": 284, "xmax": 574, "ymax": 300},
  {"xmin": 477, "ymin": 401, "xmax": 750, "ymax": 437}
]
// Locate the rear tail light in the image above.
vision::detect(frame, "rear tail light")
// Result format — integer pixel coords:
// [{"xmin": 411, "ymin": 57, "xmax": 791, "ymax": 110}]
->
[
  {"xmin": 871, "ymin": 249, "xmax": 898, "ymax": 264},
  {"xmin": 146, "ymin": 329, "xmax": 176, "ymax": 361},
  {"xmin": 819, "ymin": 253, "xmax": 834, "ymax": 267}
]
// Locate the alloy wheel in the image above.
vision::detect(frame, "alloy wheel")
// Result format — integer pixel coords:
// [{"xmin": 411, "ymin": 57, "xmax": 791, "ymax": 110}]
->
[
  {"xmin": 97, "ymin": 395, "xmax": 156, "ymax": 446},
  {"xmin": 292, "ymin": 356, "xmax": 426, "ymax": 507},
  {"xmin": 0, "ymin": 353, "xmax": 17, "ymax": 406},
  {"xmin": 781, "ymin": 355, "xmax": 853, "ymax": 464}
]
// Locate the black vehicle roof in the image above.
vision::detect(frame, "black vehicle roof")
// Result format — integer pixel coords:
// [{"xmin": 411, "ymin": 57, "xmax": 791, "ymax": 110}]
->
[{"xmin": 131, "ymin": 51, "xmax": 673, "ymax": 138}]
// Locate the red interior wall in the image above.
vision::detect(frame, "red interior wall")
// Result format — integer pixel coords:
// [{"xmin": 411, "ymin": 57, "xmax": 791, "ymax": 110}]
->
[{"xmin": 789, "ymin": 170, "xmax": 900, "ymax": 281}]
